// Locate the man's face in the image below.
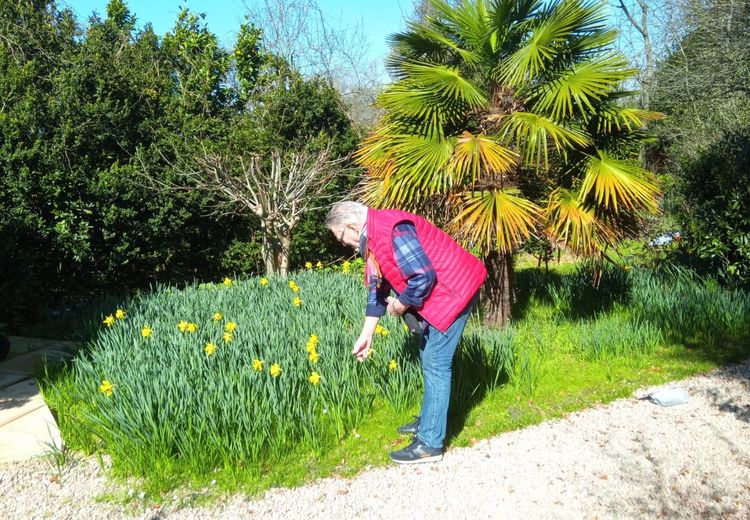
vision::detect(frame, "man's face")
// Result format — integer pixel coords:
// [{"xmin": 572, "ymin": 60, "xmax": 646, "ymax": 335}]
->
[{"xmin": 333, "ymin": 222, "xmax": 361, "ymax": 250}]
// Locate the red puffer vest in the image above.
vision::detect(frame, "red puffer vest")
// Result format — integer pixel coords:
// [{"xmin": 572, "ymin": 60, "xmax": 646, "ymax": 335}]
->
[{"xmin": 366, "ymin": 208, "xmax": 487, "ymax": 333}]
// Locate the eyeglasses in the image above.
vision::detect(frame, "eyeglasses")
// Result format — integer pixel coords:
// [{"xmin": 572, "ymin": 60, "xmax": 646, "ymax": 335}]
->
[{"xmin": 338, "ymin": 225, "xmax": 348, "ymax": 243}]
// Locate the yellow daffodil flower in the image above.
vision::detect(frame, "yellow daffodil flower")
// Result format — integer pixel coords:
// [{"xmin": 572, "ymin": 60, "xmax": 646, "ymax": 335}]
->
[
  {"xmin": 141, "ymin": 326, "xmax": 152, "ymax": 338},
  {"xmin": 308, "ymin": 350, "xmax": 319, "ymax": 363},
  {"xmin": 252, "ymin": 359, "xmax": 263, "ymax": 372},
  {"xmin": 103, "ymin": 315, "xmax": 115, "ymax": 327},
  {"xmin": 178, "ymin": 320, "xmax": 189, "ymax": 332},
  {"xmin": 115, "ymin": 309, "xmax": 126, "ymax": 320},
  {"xmin": 389, "ymin": 359, "xmax": 398, "ymax": 371},
  {"xmin": 223, "ymin": 277, "xmax": 232, "ymax": 286},
  {"xmin": 225, "ymin": 322, "xmax": 237, "ymax": 332},
  {"xmin": 316, "ymin": 261, "xmax": 323, "ymax": 269},
  {"xmin": 204, "ymin": 343, "xmax": 217, "ymax": 356},
  {"xmin": 293, "ymin": 296, "xmax": 303, "ymax": 307},
  {"xmin": 270, "ymin": 363, "xmax": 282, "ymax": 377},
  {"xmin": 306, "ymin": 334, "xmax": 319, "ymax": 352},
  {"xmin": 305, "ymin": 261, "xmax": 313, "ymax": 269},
  {"xmin": 186, "ymin": 322, "xmax": 198, "ymax": 333},
  {"xmin": 309, "ymin": 372, "xmax": 320, "ymax": 385},
  {"xmin": 375, "ymin": 325, "xmax": 389, "ymax": 336},
  {"xmin": 260, "ymin": 277, "xmax": 269, "ymax": 286},
  {"xmin": 223, "ymin": 332, "xmax": 232, "ymax": 343},
  {"xmin": 342, "ymin": 261, "xmax": 351, "ymax": 274},
  {"xmin": 99, "ymin": 379, "xmax": 114, "ymax": 397},
  {"xmin": 213, "ymin": 312, "xmax": 223, "ymax": 321}
]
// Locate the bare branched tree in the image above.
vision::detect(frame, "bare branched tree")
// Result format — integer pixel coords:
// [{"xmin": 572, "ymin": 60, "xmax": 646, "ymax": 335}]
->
[
  {"xmin": 242, "ymin": 0, "xmax": 384, "ymax": 132},
  {"xmin": 140, "ymin": 145, "xmax": 349, "ymax": 276}
]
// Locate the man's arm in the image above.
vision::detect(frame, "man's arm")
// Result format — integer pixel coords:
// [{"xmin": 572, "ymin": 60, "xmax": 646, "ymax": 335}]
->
[
  {"xmin": 354, "ymin": 259, "xmax": 392, "ymax": 361},
  {"xmin": 387, "ymin": 222, "xmax": 436, "ymax": 315}
]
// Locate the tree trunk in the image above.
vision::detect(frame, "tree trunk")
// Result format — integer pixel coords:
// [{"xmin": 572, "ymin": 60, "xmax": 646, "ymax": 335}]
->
[
  {"xmin": 482, "ymin": 250, "xmax": 515, "ymax": 328},
  {"xmin": 261, "ymin": 222, "xmax": 293, "ymax": 276}
]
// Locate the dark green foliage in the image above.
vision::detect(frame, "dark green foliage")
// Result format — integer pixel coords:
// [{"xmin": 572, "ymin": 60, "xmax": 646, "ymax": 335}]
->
[
  {"xmin": 651, "ymin": 1, "xmax": 750, "ymax": 287},
  {"xmin": 0, "ymin": 0, "xmax": 356, "ymax": 330},
  {"xmin": 677, "ymin": 127, "xmax": 750, "ymax": 287}
]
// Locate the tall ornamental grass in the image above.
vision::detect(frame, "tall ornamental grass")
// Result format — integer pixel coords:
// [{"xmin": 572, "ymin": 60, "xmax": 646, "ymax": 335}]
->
[
  {"xmin": 53, "ymin": 271, "xmax": 510, "ymax": 477},
  {"xmin": 630, "ymin": 266, "xmax": 750, "ymax": 350}
]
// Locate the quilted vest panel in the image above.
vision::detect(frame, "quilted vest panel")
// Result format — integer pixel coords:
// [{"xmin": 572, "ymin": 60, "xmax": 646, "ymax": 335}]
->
[{"xmin": 366, "ymin": 208, "xmax": 487, "ymax": 332}]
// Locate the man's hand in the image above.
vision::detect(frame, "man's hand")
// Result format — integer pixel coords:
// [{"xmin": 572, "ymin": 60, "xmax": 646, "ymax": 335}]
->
[
  {"xmin": 386, "ymin": 296, "xmax": 408, "ymax": 316},
  {"xmin": 352, "ymin": 333, "xmax": 373, "ymax": 362}
]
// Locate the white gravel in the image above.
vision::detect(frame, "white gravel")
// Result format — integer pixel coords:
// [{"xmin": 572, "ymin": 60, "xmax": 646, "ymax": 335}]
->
[{"xmin": 2, "ymin": 361, "xmax": 749, "ymax": 520}]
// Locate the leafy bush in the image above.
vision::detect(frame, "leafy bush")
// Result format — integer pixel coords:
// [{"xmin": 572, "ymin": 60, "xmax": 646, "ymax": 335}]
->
[{"xmin": 676, "ymin": 126, "xmax": 750, "ymax": 288}]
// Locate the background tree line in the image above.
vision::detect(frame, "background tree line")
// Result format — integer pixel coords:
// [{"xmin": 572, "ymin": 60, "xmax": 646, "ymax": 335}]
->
[
  {"xmin": 0, "ymin": 0, "xmax": 359, "ymax": 329},
  {"xmin": 613, "ymin": 0, "xmax": 750, "ymax": 286}
]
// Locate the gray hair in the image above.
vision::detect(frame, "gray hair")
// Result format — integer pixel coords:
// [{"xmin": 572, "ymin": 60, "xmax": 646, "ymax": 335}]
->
[{"xmin": 325, "ymin": 201, "xmax": 367, "ymax": 231}]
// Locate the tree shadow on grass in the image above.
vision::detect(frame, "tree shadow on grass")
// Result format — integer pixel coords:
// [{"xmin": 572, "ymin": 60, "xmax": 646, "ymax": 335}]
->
[
  {"xmin": 445, "ymin": 329, "xmax": 515, "ymax": 446},
  {"xmin": 512, "ymin": 265, "xmax": 631, "ymax": 322}
]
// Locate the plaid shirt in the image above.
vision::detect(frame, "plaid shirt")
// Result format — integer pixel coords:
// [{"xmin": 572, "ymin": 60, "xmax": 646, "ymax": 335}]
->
[{"xmin": 361, "ymin": 222, "xmax": 437, "ymax": 317}]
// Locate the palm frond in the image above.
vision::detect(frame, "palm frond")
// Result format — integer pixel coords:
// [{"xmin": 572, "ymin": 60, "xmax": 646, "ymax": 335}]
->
[
  {"xmin": 387, "ymin": 22, "xmax": 481, "ymax": 72},
  {"xmin": 400, "ymin": 61, "xmax": 488, "ymax": 108},
  {"xmin": 429, "ymin": 0, "xmax": 491, "ymax": 49},
  {"xmin": 591, "ymin": 105, "xmax": 665, "ymax": 134},
  {"xmin": 531, "ymin": 53, "xmax": 636, "ymax": 119},
  {"xmin": 497, "ymin": 0, "xmax": 603, "ymax": 87},
  {"xmin": 579, "ymin": 150, "xmax": 659, "ymax": 212},
  {"xmin": 545, "ymin": 187, "xmax": 604, "ymax": 256},
  {"xmin": 497, "ymin": 112, "xmax": 590, "ymax": 167},
  {"xmin": 450, "ymin": 188, "xmax": 540, "ymax": 253},
  {"xmin": 449, "ymin": 131, "xmax": 518, "ymax": 185}
]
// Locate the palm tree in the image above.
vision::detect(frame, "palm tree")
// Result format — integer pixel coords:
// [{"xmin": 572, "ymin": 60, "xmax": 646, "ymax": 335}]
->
[{"xmin": 356, "ymin": 0, "xmax": 662, "ymax": 326}]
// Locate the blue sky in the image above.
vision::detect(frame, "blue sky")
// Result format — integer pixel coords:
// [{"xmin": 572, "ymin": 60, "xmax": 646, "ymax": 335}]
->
[{"xmin": 60, "ymin": 0, "xmax": 412, "ymax": 67}]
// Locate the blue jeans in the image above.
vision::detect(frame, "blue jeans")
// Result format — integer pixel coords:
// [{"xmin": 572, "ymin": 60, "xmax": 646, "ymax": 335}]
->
[{"xmin": 417, "ymin": 292, "xmax": 479, "ymax": 449}]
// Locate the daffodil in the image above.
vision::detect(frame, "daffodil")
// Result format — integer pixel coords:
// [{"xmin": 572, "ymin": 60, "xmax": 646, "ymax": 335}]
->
[
  {"xmin": 213, "ymin": 312, "xmax": 223, "ymax": 321},
  {"xmin": 186, "ymin": 322, "xmax": 198, "ymax": 333},
  {"xmin": 223, "ymin": 277, "xmax": 232, "ymax": 286},
  {"xmin": 308, "ymin": 350, "xmax": 319, "ymax": 363},
  {"xmin": 375, "ymin": 325, "xmax": 389, "ymax": 336},
  {"xmin": 342, "ymin": 261, "xmax": 351, "ymax": 274},
  {"xmin": 288, "ymin": 280, "xmax": 299, "ymax": 292},
  {"xmin": 260, "ymin": 277, "xmax": 269, "ymax": 286},
  {"xmin": 389, "ymin": 359, "xmax": 398, "ymax": 371},
  {"xmin": 293, "ymin": 296, "xmax": 303, "ymax": 307},
  {"xmin": 252, "ymin": 358, "xmax": 263, "ymax": 372},
  {"xmin": 115, "ymin": 309, "xmax": 126, "ymax": 320},
  {"xmin": 178, "ymin": 320, "xmax": 189, "ymax": 332},
  {"xmin": 270, "ymin": 363, "xmax": 282, "ymax": 377},
  {"xmin": 305, "ymin": 261, "xmax": 313, "ymax": 269},
  {"xmin": 99, "ymin": 379, "xmax": 114, "ymax": 397},
  {"xmin": 306, "ymin": 334, "xmax": 319, "ymax": 352},
  {"xmin": 223, "ymin": 332, "xmax": 232, "ymax": 343},
  {"xmin": 316, "ymin": 261, "xmax": 323, "ymax": 269},
  {"xmin": 141, "ymin": 326, "xmax": 152, "ymax": 338},
  {"xmin": 204, "ymin": 343, "xmax": 217, "ymax": 356},
  {"xmin": 103, "ymin": 315, "xmax": 115, "ymax": 327},
  {"xmin": 225, "ymin": 322, "xmax": 237, "ymax": 332},
  {"xmin": 309, "ymin": 371, "xmax": 320, "ymax": 385}
]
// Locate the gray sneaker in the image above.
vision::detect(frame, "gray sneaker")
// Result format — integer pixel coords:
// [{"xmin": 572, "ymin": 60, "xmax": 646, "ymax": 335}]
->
[
  {"xmin": 389, "ymin": 437, "xmax": 443, "ymax": 464},
  {"xmin": 397, "ymin": 416, "xmax": 419, "ymax": 435}
]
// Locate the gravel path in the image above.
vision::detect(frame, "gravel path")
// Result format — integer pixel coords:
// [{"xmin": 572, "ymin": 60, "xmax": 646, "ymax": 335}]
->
[{"xmin": 2, "ymin": 361, "xmax": 749, "ymax": 520}]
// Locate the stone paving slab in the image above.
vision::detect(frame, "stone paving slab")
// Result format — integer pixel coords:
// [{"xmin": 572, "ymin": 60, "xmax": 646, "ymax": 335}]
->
[
  {"xmin": 0, "ymin": 337, "xmax": 78, "ymax": 464},
  {"xmin": 0, "ymin": 373, "xmax": 28, "ymax": 389},
  {"xmin": 0, "ymin": 405, "xmax": 63, "ymax": 463},
  {"xmin": 0, "ymin": 379, "xmax": 47, "ymax": 427}
]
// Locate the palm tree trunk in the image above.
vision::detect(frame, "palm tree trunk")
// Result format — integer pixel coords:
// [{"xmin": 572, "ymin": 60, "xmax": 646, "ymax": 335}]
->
[{"xmin": 482, "ymin": 250, "xmax": 515, "ymax": 328}]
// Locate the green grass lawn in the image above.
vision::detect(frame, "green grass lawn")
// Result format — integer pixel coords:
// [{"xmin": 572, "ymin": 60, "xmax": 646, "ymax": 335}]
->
[{"xmin": 38, "ymin": 259, "xmax": 749, "ymax": 505}]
